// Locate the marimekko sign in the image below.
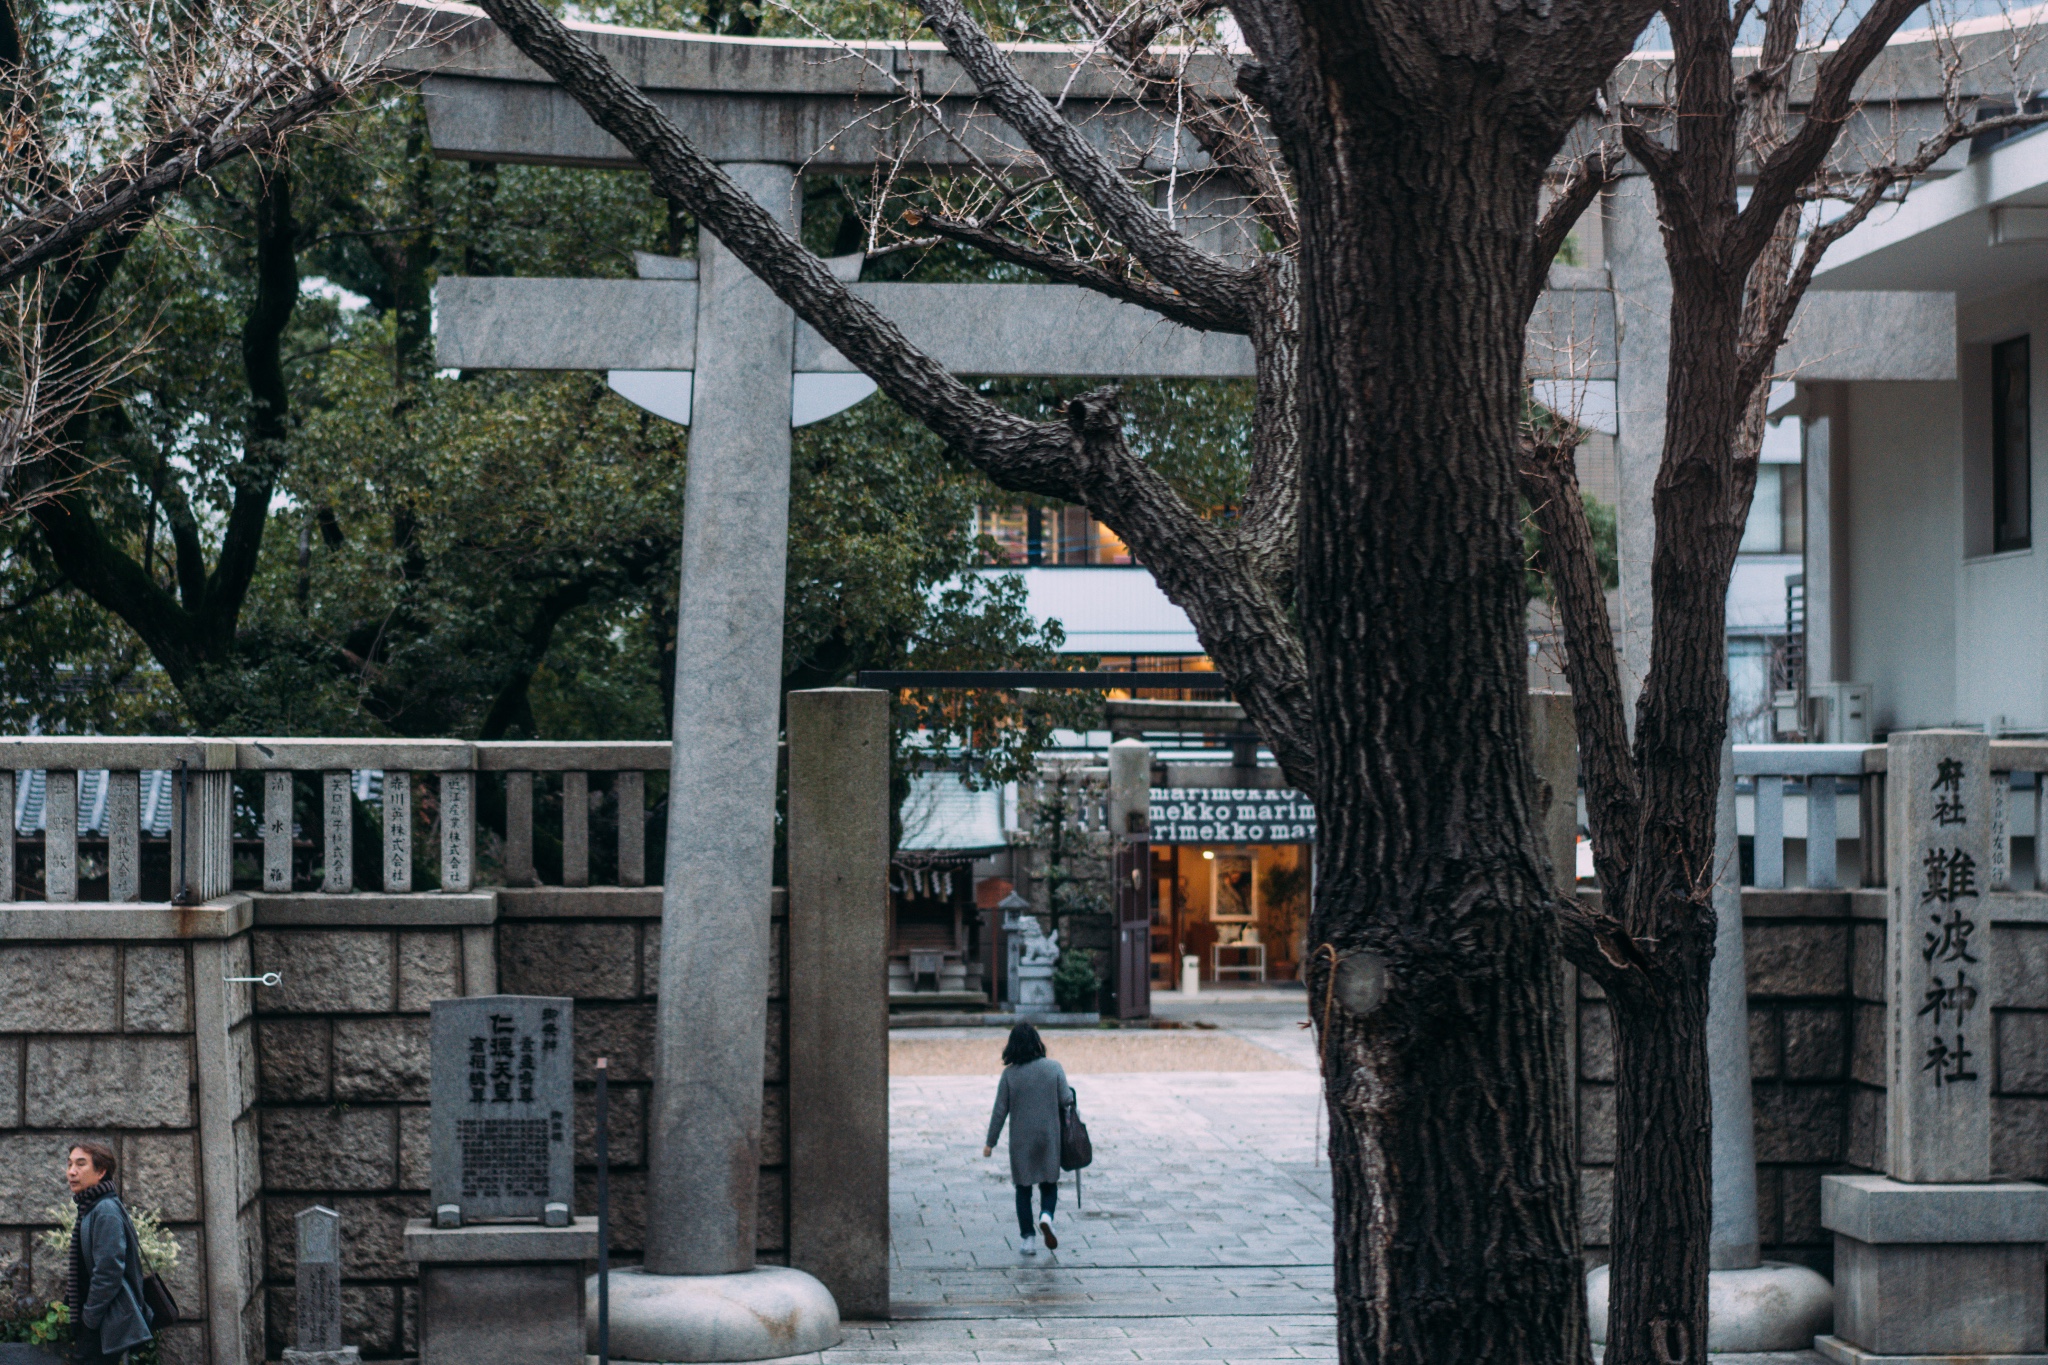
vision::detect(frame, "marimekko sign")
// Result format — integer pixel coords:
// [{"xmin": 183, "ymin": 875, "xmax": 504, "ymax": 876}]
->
[{"xmin": 1148, "ymin": 788, "xmax": 1317, "ymax": 844}]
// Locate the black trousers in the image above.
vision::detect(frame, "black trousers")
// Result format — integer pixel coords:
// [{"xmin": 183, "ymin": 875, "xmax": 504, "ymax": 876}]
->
[{"xmin": 1014, "ymin": 1181, "xmax": 1059, "ymax": 1236}]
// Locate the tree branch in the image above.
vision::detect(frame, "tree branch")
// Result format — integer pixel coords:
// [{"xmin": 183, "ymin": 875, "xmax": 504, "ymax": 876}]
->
[
  {"xmin": 1737, "ymin": 0, "xmax": 1924, "ymax": 262},
  {"xmin": 904, "ymin": 207, "xmax": 1250, "ymax": 333},
  {"xmin": 1064, "ymin": 0, "xmax": 1297, "ymax": 247},
  {"xmin": 0, "ymin": 74, "xmax": 344, "ymax": 291},
  {"xmin": 471, "ymin": 0, "xmax": 1317, "ymax": 786},
  {"xmin": 1518, "ymin": 419, "xmax": 1640, "ymax": 905},
  {"xmin": 1738, "ymin": 107, "xmax": 2048, "ymax": 399},
  {"xmin": 910, "ymin": 0, "xmax": 1256, "ymax": 327}
]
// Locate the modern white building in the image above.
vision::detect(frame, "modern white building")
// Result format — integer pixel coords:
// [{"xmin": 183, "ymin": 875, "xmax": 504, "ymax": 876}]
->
[{"xmin": 1798, "ymin": 120, "xmax": 2048, "ymax": 736}]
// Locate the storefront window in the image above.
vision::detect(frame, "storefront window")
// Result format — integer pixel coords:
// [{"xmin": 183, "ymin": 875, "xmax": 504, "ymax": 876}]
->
[{"xmin": 1152, "ymin": 842, "xmax": 1312, "ymax": 985}]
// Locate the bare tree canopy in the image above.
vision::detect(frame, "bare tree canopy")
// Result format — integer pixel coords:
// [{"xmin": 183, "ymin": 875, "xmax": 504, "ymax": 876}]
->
[{"xmin": 0, "ymin": 0, "xmax": 416, "ymax": 506}]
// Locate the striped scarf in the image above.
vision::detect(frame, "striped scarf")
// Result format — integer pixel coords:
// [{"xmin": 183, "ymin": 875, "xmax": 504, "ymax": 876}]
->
[{"xmin": 66, "ymin": 1179, "xmax": 116, "ymax": 1326}]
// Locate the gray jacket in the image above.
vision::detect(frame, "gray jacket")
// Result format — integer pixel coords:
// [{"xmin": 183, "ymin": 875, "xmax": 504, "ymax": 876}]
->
[
  {"xmin": 75, "ymin": 1196, "xmax": 152, "ymax": 1356},
  {"xmin": 986, "ymin": 1057, "xmax": 1074, "ymax": 1186}
]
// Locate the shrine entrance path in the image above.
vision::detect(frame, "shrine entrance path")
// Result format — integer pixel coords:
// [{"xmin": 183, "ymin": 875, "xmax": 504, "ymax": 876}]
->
[
  {"xmin": 741, "ymin": 993, "xmax": 1822, "ymax": 1364},
  {"xmin": 853, "ymin": 999, "xmax": 1338, "ymax": 1363}
]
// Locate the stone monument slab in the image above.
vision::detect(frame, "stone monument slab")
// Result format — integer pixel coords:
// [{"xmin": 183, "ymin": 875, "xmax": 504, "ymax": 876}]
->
[
  {"xmin": 1885, "ymin": 731, "xmax": 1993, "ymax": 1183},
  {"xmin": 429, "ymin": 995, "xmax": 574, "ymax": 1225},
  {"xmin": 1820, "ymin": 732, "xmax": 2047, "ymax": 1365},
  {"xmin": 283, "ymin": 1205, "xmax": 360, "ymax": 1365}
]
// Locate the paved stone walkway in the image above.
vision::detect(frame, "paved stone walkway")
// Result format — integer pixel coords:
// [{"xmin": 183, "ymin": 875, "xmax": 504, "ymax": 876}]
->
[{"xmin": 708, "ymin": 996, "xmax": 1824, "ymax": 1365}]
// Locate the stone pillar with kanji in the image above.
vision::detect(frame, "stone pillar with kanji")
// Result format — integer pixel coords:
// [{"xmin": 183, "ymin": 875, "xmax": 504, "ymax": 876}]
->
[{"xmin": 1818, "ymin": 731, "xmax": 2048, "ymax": 1365}]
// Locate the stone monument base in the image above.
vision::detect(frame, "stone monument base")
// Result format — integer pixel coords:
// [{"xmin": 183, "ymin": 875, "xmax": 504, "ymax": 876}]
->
[
  {"xmin": 283, "ymin": 1350, "xmax": 362, "ymax": 1365},
  {"xmin": 1820, "ymin": 1175, "xmax": 2048, "ymax": 1362},
  {"xmin": 1815, "ymin": 1336, "xmax": 2048, "ymax": 1365},
  {"xmin": 587, "ymin": 1265, "xmax": 841, "ymax": 1363},
  {"xmin": 1010, "ymin": 961, "xmax": 1055, "ymax": 1012},
  {"xmin": 1586, "ymin": 1261, "xmax": 1833, "ymax": 1352},
  {"xmin": 406, "ymin": 1218, "xmax": 598, "ymax": 1365}
]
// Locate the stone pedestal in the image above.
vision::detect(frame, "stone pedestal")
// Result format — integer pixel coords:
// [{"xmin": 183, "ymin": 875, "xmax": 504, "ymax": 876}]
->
[
  {"xmin": 1586, "ymin": 1261, "xmax": 1833, "ymax": 1353},
  {"xmin": 589, "ymin": 1265, "xmax": 841, "ymax": 1363},
  {"xmin": 1817, "ymin": 1175, "xmax": 2048, "ymax": 1364},
  {"xmin": 406, "ymin": 1218, "xmax": 597, "ymax": 1365},
  {"xmin": 1012, "ymin": 961, "xmax": 1054, "ymax": 1011}
]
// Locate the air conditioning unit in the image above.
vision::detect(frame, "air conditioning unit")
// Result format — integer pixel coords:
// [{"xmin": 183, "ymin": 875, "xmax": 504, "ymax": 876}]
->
[
  {"xmin": 1809, "ymin": 682, "xmax": 1874, "ymax": 744},
  {"xmin": 1773, "ymin": 689, "xmax": 1805, "ymax": 738}
]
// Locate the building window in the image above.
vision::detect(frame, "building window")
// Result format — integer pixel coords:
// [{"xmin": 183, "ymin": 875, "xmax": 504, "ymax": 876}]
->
[
  {"xmin": 1738, "ymin": 465, "xmax": 1803, "ymax": 555},
  {"xmin": 1993, "ymin": 334, "xmax": 2032, "ymax": 553}
]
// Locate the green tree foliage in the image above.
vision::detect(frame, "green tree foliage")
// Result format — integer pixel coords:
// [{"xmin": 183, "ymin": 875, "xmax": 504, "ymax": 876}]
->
[{"xmin": 3, "ymin": 80, "xmax": 1101, "ymax": 758}]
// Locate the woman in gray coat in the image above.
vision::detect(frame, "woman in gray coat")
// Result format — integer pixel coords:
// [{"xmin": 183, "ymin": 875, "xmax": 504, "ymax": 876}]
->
[{"xmin": 982, "ymin": 1022, "xmax": 1074, "ymax": 1255}]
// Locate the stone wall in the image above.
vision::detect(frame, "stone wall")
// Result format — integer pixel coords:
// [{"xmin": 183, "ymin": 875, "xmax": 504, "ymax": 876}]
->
[
  {"xmin": 1577, "ymin": 886, "xmax": 2048, "ymax": 1274},
  {"xmin": 0, "ymin": 918, "xmax": 259, "ymax": 1365},
  {"xmin": 249, "ymin": 917, "xmax": 488, "ymax": 1360},
  {"xmin": 246, "ymin": 888, "xmax": 788, "ymax": 1361},
  {"xmin": 489, "ymin": 887, "xmax": 791, "ymax": 1270}
]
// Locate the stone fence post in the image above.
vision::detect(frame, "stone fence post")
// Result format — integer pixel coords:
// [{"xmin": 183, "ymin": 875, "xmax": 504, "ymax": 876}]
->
[{"xmin": 785, "ymin": 688, "xmax": 890, "ymax": 1319}]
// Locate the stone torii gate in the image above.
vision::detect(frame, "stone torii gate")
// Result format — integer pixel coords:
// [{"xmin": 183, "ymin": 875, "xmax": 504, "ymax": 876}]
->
[{"xmin": 409, "ymin": 7, "xmax": 1612, "ymax": 1357}]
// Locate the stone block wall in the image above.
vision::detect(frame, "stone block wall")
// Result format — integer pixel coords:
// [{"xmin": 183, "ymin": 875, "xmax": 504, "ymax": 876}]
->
[
  {"xmin": 0, "ymin": 934, "xmax": 254, "ymax": 1365},
  {"xmin": 1577, "ymin": 887, "xmax": 2048, "ymax": 1275},
  {"xmin": 250, "ymin": 890, "xmax": 790, "ymax": 1361},
  {"xmin": 489, "ymin": 889, "xmax": 792, "ymax": 1270},
  {"xmin": 250, "ymin": 922, "xmax": 483, "ymax": 1361},
  {"xmin": 1992, "ymin": 908, "xmax": 2048, "ymax": 1177}
]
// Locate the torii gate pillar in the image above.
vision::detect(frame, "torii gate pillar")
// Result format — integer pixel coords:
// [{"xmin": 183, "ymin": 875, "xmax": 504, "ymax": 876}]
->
[{"xmin": 607, "ymin": 162, "xmax": 842, "ymax": 1358}]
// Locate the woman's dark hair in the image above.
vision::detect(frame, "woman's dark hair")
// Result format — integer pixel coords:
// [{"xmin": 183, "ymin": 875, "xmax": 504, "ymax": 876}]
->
[
  {"xmin": 1001, "ymin": 1021, "xmax": 1047, "ymax": 1067},
  {"xmin": 71, "ymin": 1140, "xmax": 117, "ymax": 1183}
]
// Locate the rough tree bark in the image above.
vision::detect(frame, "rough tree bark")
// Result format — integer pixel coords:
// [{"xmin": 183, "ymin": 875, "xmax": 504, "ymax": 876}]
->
[
  {"xmin": 1519, "ymin": 4, "xmax": 2045, "ymax": 1362},
  {"xmin": 469, "ymin": 1, "xmax": 1652, "ymax": 1360}
]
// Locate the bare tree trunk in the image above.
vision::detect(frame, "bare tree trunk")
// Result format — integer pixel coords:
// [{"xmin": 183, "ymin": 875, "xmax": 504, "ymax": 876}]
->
[{"xmin": 1296, "ymin": 109, "xmax": 1588, "ymax": 1363}]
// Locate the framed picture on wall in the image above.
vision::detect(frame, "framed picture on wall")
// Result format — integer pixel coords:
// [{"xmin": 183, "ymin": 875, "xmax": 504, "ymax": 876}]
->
[{"xmin": 1212, "ymin": 851, "xmax": 1256, "ymax": 921}]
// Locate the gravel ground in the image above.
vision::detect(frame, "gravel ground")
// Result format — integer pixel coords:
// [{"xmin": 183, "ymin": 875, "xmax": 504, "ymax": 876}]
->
[{"xmin": 890, "ymin": 1030, "xmax": 1306, "ymax": 1076}]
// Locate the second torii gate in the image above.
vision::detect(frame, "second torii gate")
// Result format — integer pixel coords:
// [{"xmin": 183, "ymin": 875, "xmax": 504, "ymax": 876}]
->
[{"xmin": 411, "ymin": 7, "xmax": 1613, "ymax": 1357}]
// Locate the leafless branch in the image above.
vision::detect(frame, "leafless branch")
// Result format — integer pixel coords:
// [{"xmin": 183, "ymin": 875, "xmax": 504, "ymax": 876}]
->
[
  {"xmin": 1739, "ymin": 0, "xmax": 1927, "ymax": 259},
  {"xmin": 1532, "ymin": 134, "xmax": 1623, "ymax": 307},
  {"xmin": 904, "ymin": 206, "xmax": 1251, "ymax": 332},
  {"xmin": 910, "ymin": 0, "xmax": 1257, "ymax": 327}
]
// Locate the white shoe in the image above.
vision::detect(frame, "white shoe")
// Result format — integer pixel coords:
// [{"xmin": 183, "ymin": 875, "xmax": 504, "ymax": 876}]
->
[
  {"xmin": 1037, "ymin": 1212, "xmax": 1058, "ymax": 1250},
  {"xmin": 1018, "ymin": 1233, "xmax": 1039, "ymax": 1255}
]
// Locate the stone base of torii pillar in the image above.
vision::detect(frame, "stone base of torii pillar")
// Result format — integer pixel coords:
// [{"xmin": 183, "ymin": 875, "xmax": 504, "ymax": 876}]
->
[
  {"xmin": 587, "ymin": 1267, "xmax": 841, "ymax": 1363},
  {"xmin": 1588, "ymin": 739, "xmax": 1833, "ymax": 1352}
]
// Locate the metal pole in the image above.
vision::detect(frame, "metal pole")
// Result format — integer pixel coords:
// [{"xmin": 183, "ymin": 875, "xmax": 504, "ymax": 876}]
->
[{"xmin": 596, "ymin": 1055, "xmax": 610, "ymax": 1365}]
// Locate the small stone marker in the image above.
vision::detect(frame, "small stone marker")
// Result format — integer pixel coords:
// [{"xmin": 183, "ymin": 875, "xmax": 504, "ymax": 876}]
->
[
  {"xmin": 282, "ymin": 1205, "xmax": 359, "ymax": 1365},
  {"xmin": 1884, "ymin": 730, "xmax": 1992, "ymax": 1183},
  {"xmin": 429, "ymin": 995, "xmax": 574, "ymax": 1226}
]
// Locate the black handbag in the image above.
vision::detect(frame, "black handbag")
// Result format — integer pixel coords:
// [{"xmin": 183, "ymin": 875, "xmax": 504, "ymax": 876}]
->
[
  {"xmin": 120, "ymin": 1207, "xmax": 178, "ymax": 1332},
  {"xmin": 1059, "ymin": 1096, "xmax": 1093, "ymax": 1171},
  {"xmin": 140, "ymin": 1270, "xmax": 179, "ymax": 1333}
]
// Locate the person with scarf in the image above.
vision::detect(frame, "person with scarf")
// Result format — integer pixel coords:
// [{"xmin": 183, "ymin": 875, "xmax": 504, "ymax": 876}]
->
[{"xmin": 64, "ymin": 1143, "xmax": 152, "ymax": 1364}]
